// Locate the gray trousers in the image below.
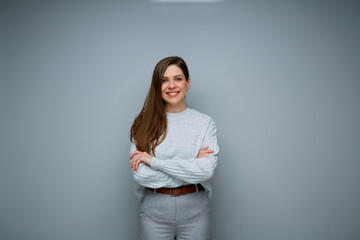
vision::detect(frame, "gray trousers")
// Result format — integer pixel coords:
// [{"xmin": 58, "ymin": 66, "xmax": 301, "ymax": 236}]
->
[{"xmin": 139, "ymin": 189, "xmax": 211, "ymax": 240}]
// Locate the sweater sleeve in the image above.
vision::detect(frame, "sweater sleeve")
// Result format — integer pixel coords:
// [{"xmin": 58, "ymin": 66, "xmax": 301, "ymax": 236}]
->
[
  {"xmin": 151, "ymin": 117, "xmax": 219, "ymax": 183},
  {"xmin": 130, "ymin": 142, "xmax": 180, "ymax": 188}
]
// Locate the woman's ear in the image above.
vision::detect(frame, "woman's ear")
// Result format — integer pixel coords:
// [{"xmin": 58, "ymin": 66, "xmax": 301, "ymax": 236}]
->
[{"xmin": 187, "ymin": 77, "xmax": 191, "ymax": 90}]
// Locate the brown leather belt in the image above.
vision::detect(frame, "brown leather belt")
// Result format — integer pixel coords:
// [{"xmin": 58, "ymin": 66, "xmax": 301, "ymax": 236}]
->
[{"xmin": 146, "ymin": 184, "xmax": 204, "ymax": 196}]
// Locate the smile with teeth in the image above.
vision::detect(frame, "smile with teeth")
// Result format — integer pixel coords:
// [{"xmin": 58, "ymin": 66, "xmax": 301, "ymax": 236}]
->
[{"xmin": 167, "ymin": 91, "xmax": 180, "ymax": 97}]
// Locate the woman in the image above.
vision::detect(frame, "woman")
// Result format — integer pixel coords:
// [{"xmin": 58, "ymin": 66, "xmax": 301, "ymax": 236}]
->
[{"xmin": 129, "ymin": 56, "xmax": 219, "ymax": 240}]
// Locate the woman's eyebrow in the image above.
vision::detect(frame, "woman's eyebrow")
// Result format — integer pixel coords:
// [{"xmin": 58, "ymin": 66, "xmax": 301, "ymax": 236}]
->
[{"xmin": 163, "ymin": 75, "xmax": 184, "ymax": 79}]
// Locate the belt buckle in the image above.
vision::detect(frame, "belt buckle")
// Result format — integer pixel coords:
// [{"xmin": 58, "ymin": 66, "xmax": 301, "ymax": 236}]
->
[{"xmin": 169, "ymin": 188, "xmax": 175, "ymax": 197}]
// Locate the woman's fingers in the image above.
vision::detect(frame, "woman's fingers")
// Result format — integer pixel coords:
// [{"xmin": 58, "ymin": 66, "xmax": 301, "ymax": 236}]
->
[
  {"xmin": 202, "ymin": 149, "xmax": 214, "ymax": 153},
  {"xmin": 197, "ymin": 146, "xmax": 208, "ymax": 153},
  {"xmin": 130, "ymin": 157, "xmax": 135, "ymax": 170},
  {"xmin": 129, "ymin": 150, "xmax": 140, "ymax": 160},
  {"xmin": 130, "ymin": 152, "xmax": 139, "ymax": 170},
  {"xmin": 198, "ymin": 147, "xmax": 213, "ymax": 154},
  {"xmin": 131, "ymin": 158, "xmax": 140, "ymax": 171},
  {"xmin": 132, "ymin": 159, "xmax": 137, "ymax": 171},
  {"xmin": 133, "ymin": 155, "xmax": 140, "ymax": 171},
  {"xmin": 135, "ymin": 160, "xmax": 141, "ymax": 171},
  {"xmin": 201, "ymin": 146, "xmax": 212, "ymax": 152},
  {"xmin": 200, "ymin": 146, "xmax": 209, "ymax": 151},
  {"xmin": 196, "ymin": 146, "xmax": 214, "ymax": 159},
  {"xmin": 130, "ymin": 151, "xmax": 152, "ymax": 171},
  {"xmin": 197, "ymin": 146, "xmax": 208, "ymax": 156}
]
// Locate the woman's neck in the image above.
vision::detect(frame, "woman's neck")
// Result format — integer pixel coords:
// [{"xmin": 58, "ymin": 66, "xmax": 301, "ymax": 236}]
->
[{"xmin": 165, "ymin": 103, "xmax": 187, "ymax": 113}]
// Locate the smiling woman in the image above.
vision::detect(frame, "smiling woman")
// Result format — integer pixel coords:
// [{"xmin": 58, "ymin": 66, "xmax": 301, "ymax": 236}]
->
[
  {"xmin": 129, "ymin": 56, "xmax": 219, "ymax": 239},
  {"xmin": 161, "ymin": 65, "xmax": 191, "ymax": 113}
]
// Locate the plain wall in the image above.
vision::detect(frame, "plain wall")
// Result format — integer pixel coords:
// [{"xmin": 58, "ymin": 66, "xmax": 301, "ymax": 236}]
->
[{"xmin": 1, "ymin": 0, "xmax": 359, "ymax": 239}]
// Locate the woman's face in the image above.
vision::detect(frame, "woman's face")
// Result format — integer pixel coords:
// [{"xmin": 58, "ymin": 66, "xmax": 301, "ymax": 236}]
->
[{"xmin": 161, "ymin": 64, "xmax": 190, "ymax": 112}]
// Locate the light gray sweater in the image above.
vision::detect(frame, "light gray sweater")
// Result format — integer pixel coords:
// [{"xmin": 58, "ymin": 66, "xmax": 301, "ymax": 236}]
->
[{"xmin": 131, "ymin": 107, "xmax": 219, "ymax": 201}]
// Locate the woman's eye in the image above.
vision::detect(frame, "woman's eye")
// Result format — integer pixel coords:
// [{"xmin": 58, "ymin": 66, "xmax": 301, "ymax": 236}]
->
[
  {"xmin": 176, "ymin": 78, "xmax": 182, "ymax": 81},
  {"xmin": 162, "ymin": 79, "xmax": 167, "ymax": 82}
]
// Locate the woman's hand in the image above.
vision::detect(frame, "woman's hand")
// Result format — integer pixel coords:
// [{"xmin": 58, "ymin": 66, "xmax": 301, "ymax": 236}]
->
[
  {"xmin": 196, "ymin": 146, "xmax": 214, "ymax": 159},
  {"xmin": 130, "ymin": 150, "xmax": 152, "ymax": 171}
]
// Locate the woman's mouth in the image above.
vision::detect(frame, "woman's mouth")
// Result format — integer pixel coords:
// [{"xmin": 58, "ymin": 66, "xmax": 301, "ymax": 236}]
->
[{"xmin": 167, "ymin": 91, "xmax": 180, "ymax": 97}]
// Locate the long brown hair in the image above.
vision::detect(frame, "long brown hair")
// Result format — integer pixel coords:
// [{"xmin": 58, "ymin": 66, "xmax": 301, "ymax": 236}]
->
[{"xmin": 130, "ymin": 56, "xmax": 190, "ymax": 156}]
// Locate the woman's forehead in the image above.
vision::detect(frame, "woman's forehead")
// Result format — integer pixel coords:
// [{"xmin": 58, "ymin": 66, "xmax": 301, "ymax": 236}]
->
[{"xmin": 163, "ymin": 65, "xmax": 184, "ymax": 78}]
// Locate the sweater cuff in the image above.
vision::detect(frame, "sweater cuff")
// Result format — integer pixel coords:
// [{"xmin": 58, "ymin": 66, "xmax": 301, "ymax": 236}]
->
[{"xmin": 150, "ymin": 157, "xmax": 162, "ymax": 171}]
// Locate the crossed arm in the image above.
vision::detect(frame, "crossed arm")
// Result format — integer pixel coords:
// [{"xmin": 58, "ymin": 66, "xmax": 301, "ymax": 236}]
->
[
  {"xmin": 130, "ymin": 146, "xmax": 214, "ymax": 186},
  {"xmin": 130, "ymin": 146, "xmax": 214, "ymax": 171},
  {"xmin": 130, "ymin": 118, "xmax": 219, "ymax": 185}
]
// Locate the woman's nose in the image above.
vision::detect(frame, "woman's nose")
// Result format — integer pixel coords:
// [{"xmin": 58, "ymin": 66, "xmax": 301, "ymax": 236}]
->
[{"xmin": 168, "ymin": 80, "xmax": 175, "ymax": 88}]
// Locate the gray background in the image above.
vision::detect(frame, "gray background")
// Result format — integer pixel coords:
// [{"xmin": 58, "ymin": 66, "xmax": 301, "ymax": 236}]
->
[{"xmin": 1, "ymin": 0, "xmax": 360, "ymax": 239}]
